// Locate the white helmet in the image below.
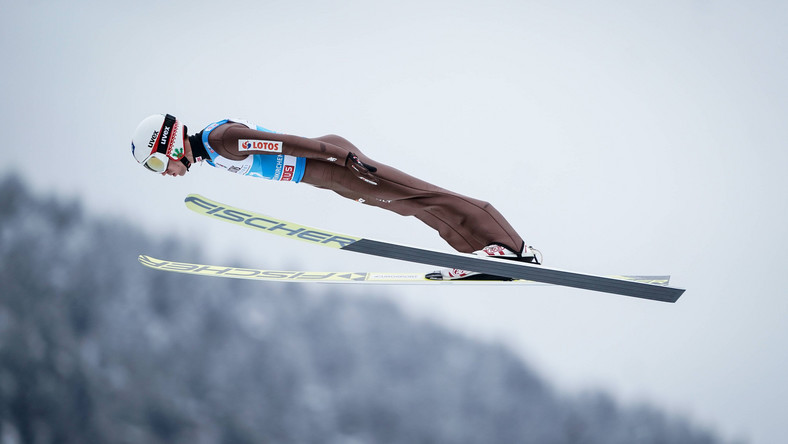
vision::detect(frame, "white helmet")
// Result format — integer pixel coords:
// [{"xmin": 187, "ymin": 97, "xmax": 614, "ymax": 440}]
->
[{"xmin": 131, "ymin": 114, "xmax": 190, "ymax": 173}]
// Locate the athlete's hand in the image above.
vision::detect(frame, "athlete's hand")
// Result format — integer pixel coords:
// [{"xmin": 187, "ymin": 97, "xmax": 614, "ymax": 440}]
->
[{"xmin": 347, "ymin": 152, "xmax": 378, "ymax": 186}]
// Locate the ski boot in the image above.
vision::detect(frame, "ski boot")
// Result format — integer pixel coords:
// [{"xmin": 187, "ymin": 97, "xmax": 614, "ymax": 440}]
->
[{"xmin": 425, "ymin": 244, "xmax": 541, "ymax": 281}]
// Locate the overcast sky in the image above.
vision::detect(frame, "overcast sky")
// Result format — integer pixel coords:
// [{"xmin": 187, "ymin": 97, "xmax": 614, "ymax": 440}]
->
[{"xmin": 2, "ymin": 0, "xmax": 787, "ymax": 441}]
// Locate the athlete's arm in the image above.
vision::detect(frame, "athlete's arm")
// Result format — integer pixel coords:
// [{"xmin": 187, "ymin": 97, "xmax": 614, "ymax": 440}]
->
[{"xmin": 208, "ymin": 123, "xmax": 353, "ymax": 166}]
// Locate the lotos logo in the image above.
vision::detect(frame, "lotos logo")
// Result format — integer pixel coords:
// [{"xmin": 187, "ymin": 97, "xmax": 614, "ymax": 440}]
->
[{"xmin": 238, "ymin": 139, "xmax": 283, "ymax": 153}]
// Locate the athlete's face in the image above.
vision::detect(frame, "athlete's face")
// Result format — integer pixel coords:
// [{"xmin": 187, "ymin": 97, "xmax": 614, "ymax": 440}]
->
[{"xmin": 162, "ymin": 158, "xmax": 188, "ymax": 177}]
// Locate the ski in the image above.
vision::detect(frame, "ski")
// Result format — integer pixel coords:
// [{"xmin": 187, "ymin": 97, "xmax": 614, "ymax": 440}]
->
[
  {"xmin": 139, "ymin": 255, "xmax": 671, "ymax": 286},
  {"xmin": 183, "ymin": 194, "xmax": 686, "ymax": 302}
]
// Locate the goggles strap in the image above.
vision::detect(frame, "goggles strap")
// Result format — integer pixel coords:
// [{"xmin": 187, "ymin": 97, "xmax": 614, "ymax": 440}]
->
[
  {"xmin": 158, "ymin": 115, "xmax": 189, "ymax": 170},
  {"xmin": 155, "ymin": 114, "xmax": 183, "ymax": 160}
]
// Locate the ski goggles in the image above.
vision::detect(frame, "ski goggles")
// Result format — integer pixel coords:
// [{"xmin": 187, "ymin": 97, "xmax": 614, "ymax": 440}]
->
[
  {"xmin": 141, "ymin": 114, "xmax": 186, "ymax": 173},
  {"xmin": 141, "ymin": 152, "xmax": 170, "ymax": 173}
]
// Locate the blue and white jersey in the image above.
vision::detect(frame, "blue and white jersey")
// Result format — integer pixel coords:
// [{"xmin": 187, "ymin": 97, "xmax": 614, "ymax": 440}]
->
[{"xmin": 201, "ymin": 119, "xmax": 306, "ymax": 182}]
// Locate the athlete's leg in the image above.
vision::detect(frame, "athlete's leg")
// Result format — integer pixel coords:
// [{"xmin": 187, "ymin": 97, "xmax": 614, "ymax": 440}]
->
[{"xmin": 301, "ymin": 135, "xmax": 525, "ymax": 254}]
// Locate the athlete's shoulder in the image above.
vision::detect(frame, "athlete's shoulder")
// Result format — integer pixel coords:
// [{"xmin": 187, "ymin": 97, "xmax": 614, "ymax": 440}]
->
[
  {"xmin": 226, "ymin": 118, "xmax": 257, "ymax": 129},
  {"xmin": 202, "ymin": 118, "xmax": 276, "ymax": 133}
]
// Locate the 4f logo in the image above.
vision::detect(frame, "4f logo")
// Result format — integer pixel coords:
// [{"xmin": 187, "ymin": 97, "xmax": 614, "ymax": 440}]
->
[{"xmin": 239, "ymin": 139, "xmax": 283, "ymax": 153}]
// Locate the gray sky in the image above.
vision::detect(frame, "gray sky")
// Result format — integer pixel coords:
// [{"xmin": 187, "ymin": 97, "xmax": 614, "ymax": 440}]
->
[{"xmin": 2, "ymin": 0, "xmax": 787, "ymax": 441}]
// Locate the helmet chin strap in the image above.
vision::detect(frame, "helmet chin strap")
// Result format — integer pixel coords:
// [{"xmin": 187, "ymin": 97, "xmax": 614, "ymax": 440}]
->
[{"xmin": 179, "ymin": 125, "xmax": 191, "ymax": 171}]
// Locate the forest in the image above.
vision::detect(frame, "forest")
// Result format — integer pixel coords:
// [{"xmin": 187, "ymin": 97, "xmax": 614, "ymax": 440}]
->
[{"xmin": 0, "ymin": 174, "xmax": 729, "ymax": 443}]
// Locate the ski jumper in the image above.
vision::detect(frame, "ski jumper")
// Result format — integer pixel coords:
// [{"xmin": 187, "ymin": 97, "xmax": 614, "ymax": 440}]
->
[{"xmin": 189, "ymin": 120, "xmax": 526, "ymax": 255}]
